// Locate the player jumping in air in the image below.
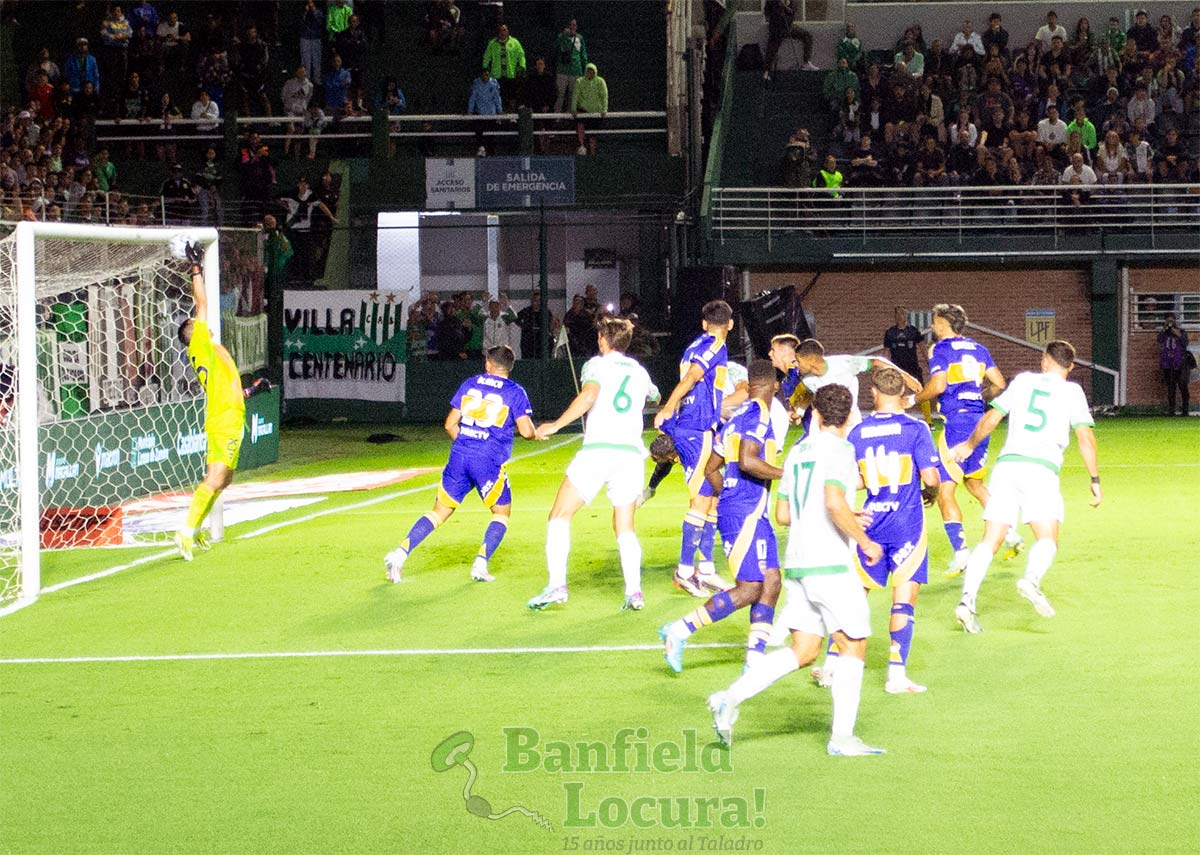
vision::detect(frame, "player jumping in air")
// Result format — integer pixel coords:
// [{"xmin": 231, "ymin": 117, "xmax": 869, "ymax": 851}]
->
[
  {"xmin": 653, "ymin": 300, "xmax": 735, "ymax": 597},
  {"xmin": 384, "ymin": 345, "xmax": 534, "ymax": 583},
  {"xmin": 659, "ymin": 361, "xmax": 784, "ymax": 672},
  {"xmin": 528, "ymin": 317, "xmax": 660, "ymax": 611},
  {"xmin": 914, "ymin": 303, "xmax": 1022, "ymax": 576},
  {"xmin": 836, "ymin": 367, "xmax": 941, "ymax": 694},
  {"xmin": 174, "ymin": 242, "xmax": 245, "ymax": 561},
  {"xmin": 950, "ymin": 340, "xmax": 1101, "ymax": 633},
  {"xmin": 708, "ymin": 384, "xmax": 886, "ymax": 757}
]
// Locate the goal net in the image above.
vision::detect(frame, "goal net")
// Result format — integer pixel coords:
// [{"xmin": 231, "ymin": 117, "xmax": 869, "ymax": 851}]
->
[{"xmin": 0, "ymin": 222, "xmax": 221, "ymax": 615}]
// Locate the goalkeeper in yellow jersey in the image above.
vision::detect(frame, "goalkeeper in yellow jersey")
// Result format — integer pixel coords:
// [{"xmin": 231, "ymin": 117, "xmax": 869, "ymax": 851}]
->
[{"xmin": 174, "ymin": 242, "xmax": 246, "ymax": 560}]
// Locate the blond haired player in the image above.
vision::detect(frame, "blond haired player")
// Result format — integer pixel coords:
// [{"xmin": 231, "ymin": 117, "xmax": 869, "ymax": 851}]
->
[{"xmin": 174, "ymin": 242, "xmax": 245, "ymax": 560}]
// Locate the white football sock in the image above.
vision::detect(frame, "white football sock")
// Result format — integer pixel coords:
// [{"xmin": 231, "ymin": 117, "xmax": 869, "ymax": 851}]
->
[
  {"xmin": 1023, "ymin": 538, "xmax": 1057, "ymax": 587},
  {"xmin": 617, "ymin": 531, "xmax": 642, "ymax": 596},
  {"xmin": 728, "ymin": 647, "xmax": 799, "ymax": 705},
  {"xmin": 546, "ymin": 519, "xmax": 570, "ymax": 588},
  {"xmin": 960, "ymin": 543, "xmax": 994, "ymax": 612},
  {"xmin": 830, "ymin": 654, "xmax": 865, "ymax": 739}
]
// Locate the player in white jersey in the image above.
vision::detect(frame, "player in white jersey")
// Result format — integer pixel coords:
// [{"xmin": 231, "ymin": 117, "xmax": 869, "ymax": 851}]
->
[
  {"xmin": 949, "ymin": 341, "xmax": 1101, "ymax": 632},
  {"xmin": 528, "ymin": 317, "xmax": 661, "ymax": 611},
  {"xmin": 707, "ymin": 384, "xmax": 887, "ymax": 757}
]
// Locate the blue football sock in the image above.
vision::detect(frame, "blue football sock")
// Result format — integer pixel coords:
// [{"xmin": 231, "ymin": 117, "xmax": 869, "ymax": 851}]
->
[
  {"xmin": 944, "ymin": 521, "xmax": 966, "ymax": 552},
  {"xmin": 477, "ymin": 515, "xmax": 508, "ymax": 560},
  {"xmin": 746, "ymin": 603, "xmax": 775, "ymax": 657},
  {"xmin": 889, "ymin": 602, "xmax": 916, "ymax": 671},
  {"xmin": 679, "ymin": 510, "xmax": 705, "ymax": 570},
  {"xmin": 698, "ymin": 511, "xmax": 718, "ymax": 564},
  {"xmin": 400, "ymin": 512, "xmax": 441, "ymax": 555}
]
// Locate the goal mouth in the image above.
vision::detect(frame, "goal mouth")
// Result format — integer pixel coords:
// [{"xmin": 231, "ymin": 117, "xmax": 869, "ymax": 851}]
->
[{"xmin": 0, "ymin": 223, "xmax": 220, "ymax": 613}]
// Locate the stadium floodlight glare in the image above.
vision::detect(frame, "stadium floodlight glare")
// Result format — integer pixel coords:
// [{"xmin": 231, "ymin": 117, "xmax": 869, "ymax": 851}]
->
[{"xmin": 0, "ymin": 222, "xmax": 222, "ymax": 616}]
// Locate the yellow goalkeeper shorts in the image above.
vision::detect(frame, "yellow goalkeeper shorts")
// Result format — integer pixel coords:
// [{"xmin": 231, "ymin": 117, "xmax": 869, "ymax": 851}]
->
[{"xmin": 206, "ymin": 411, "xmax": 245, "ymax": 470}]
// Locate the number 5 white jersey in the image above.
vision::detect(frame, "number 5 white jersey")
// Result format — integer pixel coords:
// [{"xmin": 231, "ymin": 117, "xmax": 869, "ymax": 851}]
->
[
  {"xmin": 990, "ymin": 371, "xmax": 1094, "ymax": 473},
  {"xmin": 579, "ymin": 351, "xmax": 661, "ymax": 457}
]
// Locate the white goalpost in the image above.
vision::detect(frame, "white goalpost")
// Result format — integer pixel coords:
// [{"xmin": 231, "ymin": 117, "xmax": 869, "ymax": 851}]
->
[{"xmin": 0, "ymin": 222, "xmax": 222, "ymax": 616}]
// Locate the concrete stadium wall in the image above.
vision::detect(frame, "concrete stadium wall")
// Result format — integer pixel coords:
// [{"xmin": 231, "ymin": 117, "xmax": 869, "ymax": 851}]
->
[
  {"xmin": 748, "ymin": 267, "xmax": 1098, "ymax": 401},
  {"xmin": 1125, "ymin": 266, "xmax": 1200, "ymax": 408}
]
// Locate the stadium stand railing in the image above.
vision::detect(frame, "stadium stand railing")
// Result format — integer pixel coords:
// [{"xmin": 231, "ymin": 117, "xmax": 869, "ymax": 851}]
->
[{"xmin": 709, "ymin": 183, "xmax": 1200, "ymax": 246}]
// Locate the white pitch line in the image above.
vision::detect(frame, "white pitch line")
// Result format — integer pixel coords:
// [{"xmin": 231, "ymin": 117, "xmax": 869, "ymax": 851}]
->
[
  {"xmin": 28, "ymin": 436, "xmax": 583, "ymax": 602},
  {"xmin": 0, "ymin": 642, "xmax": 741, "ymax": 666},
  {"xmin": 236, "ymin": 434, "xmax": 580, "ymax": 539}
]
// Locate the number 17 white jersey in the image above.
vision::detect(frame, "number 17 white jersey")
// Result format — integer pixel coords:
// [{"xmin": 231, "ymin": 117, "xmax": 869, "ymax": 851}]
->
[
  {"xmin": 580, "ymin": 351, "xmax": 661, "ymax": 457},
  {"xmin": 991, "ymin": 371, "xmax": 1094, "ymax": 473}
]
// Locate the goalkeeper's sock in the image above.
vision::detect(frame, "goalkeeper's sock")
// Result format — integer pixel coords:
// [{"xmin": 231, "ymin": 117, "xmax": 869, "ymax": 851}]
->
[
  {"xmin": 943, "ymin": 521, "xmax": 966, "ymax": 553},
  {"xmin": 477, "ymin": 515, "xmax": 508, "ymax": 561},
  {"xmin": 183, "ymin": 483, "xmax": 216, "ymax": 535},
  {"xmin": 698, "ymin": 511, "xmax": 718, "ymax": 565},
  {"xmin": 401, "ymin": 512, "xmax": 442, "ymax": 555},
  {"xmin": 648, "ymin": 461, "xmax": 673, "ymax": 491},
  {"xmin": 680, "ymin": 510, "xmax": 705, "ymax": 568}
]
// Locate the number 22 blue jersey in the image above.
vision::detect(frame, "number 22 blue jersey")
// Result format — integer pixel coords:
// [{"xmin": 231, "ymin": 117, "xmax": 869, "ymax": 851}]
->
[{"xmin": 450, "ymin": 373, "xmax": 533, "ymax": 463}]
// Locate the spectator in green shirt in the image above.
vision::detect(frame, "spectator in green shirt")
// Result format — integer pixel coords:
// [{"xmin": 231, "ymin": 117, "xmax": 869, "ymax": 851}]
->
[
  {"xmin": 571, "ymin": 62, "xmax": 607, "ymax": 156},
  {"xmin": 482, "ymin": 23, "xmax": 526, "ymax": 111},
  {"xmin": 554, "ymin": 19, "xmax": 588, "ymax": 112},
  {"xmin": 327, "ymin": 0, "xmax": 352, "ymax": 41},
  {"xmin": 93, "ymin": 147, "xmax": 116, "ymax": 192},
  {"xmin": 1066, "ymin": 99, "xmax": 1097, "ymax": 150},
  {"xmin": 822, "ymin": 58, "xmax": 859, "ymax": 113},
  {"xmin": 836, "ymin": 23, "xmax": 864, "ymax": 72}
]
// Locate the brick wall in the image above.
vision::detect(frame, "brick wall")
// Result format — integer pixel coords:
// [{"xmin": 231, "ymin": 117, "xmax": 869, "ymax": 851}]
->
[
  {"xmin": 1125, "ymin": 267, "xmax": 1200, "ymax": 409},
  {"xmin": 748, "ymin": 269, "xmax": 1095, "ymax": 405}
]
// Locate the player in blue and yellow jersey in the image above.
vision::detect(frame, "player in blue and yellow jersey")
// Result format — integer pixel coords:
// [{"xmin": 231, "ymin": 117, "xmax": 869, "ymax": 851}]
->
[
  {"xmin": 653, "ymin": 300, "xmax": 735, "ymax": 597},
  {"xmin": 844, "ymin": 367, "xmax": 940, "ymax": 694},
  {"xmin": 385, "ymin": 345, "xmax": 535, "ymax": 583},
  {"xmin": 659, "ymin": 361, "xmax": 783, "ymax": 672},
  {"xmin": 174, "ymin": 242, "xmax": 246, "ymax": 561},
  {"xmin": 914, "ymin": 304, "xmax": 1020, "ymax": 576}
]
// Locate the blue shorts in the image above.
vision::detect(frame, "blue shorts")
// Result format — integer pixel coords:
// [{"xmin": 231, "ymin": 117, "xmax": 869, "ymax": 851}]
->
[
  {"xmin": 718, "ymin": 509, "xmax": 779, "ymax": 583},
  {"xmin": 855, "ymin": 531, "xmax": 928, "ymax": 589},
  {"xmin": 666, "ymin": 426, "xmax": 716, "ymax": 499},
  {"xmin": 936, "ymin": 412, "xmax": 990, "ymax": 482},
  {"xmin": 438, "ymin": 450, "xmax": 511, "ymax": 509}
]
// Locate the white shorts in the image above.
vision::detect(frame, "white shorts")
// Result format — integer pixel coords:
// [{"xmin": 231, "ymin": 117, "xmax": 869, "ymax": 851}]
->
[
  {"xmin": 983, "ymin": 460, "xmax": 1064, "ymax": 527},
  {"xmin": 565, "ymin": 449, "xmax": 644, "ymax": 507},
  {"xmin": 778, "ymin": 572, "xmax": 871, "ymax": 640}
]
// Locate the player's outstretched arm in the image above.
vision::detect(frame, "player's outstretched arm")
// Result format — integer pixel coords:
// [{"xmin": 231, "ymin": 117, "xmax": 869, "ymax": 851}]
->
[
  {"xmin": 915, "ymin": 370, "xmax": 947, "ymax": 404},
  {"xmin": 653, "ymin": 362, "xmax": 704, "ymax": 428},
  {"xmin": 444, "ymin": 407, "xmax": 462, "ymax": 441},
  {"xmin": 185, "ymin": 242, "xmax": 207, "ymax": 320},
  {"xmin": 536, "ymin": 383, "xmax": 599, "ymax": 439},
  {"xmin": 920, "ymin": 466, "xmax": 941, "ymax": 506},
  {"xmin": 515, "ymin": 415, "xmax": 536, "ymax": 441},
  {"xmin": 952, "ymin": 407, "xmax": 1005, "ymax": 462},
  {"xmin": 870, "ymin": 356, "xmax": 923, "ymax": 394},
  {"xmin": 825, "ymin": 483, "xmax": 881, "ymax": 564},
  {"xmin": 1075, "ymin": 424, "xmax": 1102, "ymax": 507}
]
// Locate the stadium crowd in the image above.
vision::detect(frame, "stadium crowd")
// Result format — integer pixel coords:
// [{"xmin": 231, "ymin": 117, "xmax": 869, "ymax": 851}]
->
[
  {"xmin": 796, "ymin": 8, "xmax": 1200, "ymax": 193},
  {"xmin": 405, "ymin": 287, "xmax": 658, "ymax": 363}
]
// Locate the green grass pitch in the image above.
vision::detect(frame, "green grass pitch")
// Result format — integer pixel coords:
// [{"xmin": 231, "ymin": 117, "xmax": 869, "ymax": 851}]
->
[{"xmin": 1, "ymin": 418, "xmax": 1197, "ymax": 855}]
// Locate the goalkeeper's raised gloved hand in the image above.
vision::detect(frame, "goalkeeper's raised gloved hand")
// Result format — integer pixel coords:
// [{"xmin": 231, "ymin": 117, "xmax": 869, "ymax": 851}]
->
[{"xmin": 185, "ymin": 241, "xmax": 205, "ymax": 265}]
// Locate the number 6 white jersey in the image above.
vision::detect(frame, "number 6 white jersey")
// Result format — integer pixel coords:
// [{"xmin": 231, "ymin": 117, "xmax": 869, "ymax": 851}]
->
[
  {"xmin": 990, "ymin": 371, "xmax": 1094, "ymax": 474},
  {"xmin": 579, "ymin": 351, "xmax": 661, "ymax": 457}
]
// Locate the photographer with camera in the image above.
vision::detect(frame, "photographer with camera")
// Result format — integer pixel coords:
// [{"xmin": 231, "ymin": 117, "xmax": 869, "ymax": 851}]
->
[
  {"xmin": 1158, "ymin": 313, "xmax": 1192, "ymax": 416},
  {"xmin": 782, "ymin": 127, "xmax": 817, "ymax": 188}
]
